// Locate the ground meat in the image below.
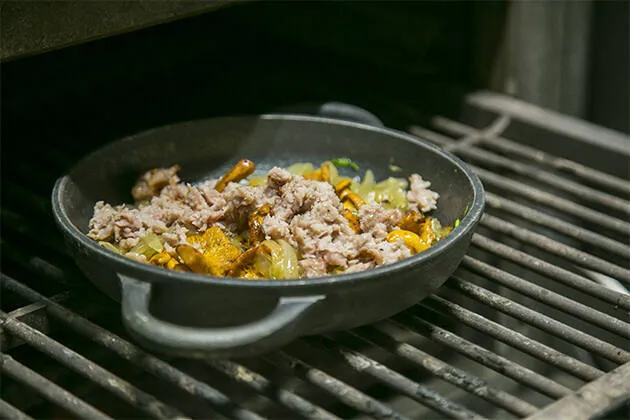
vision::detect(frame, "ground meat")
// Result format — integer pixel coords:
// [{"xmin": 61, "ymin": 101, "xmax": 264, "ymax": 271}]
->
[
  {"xmin": 88, "ymin": 179, "xmax": 228, "ymax": 252},
  {"xmin": 266, "ymin": 173, "xmax": 411, "ymax": 277},
  {"xmin": 299, "ymin": 257, "xmax": 328, "ymax": 278},
  {"xmin": 358, "ymin": 203, "xmax": 403, "ymax": 239},
  {"xmin": 221, "ymin": 183, "xmax": 272, "ymax": 229},
  {"xmin": 161, "ymin": 224, "xmax": 190, "ymax": 253},
  {"xmin": 89, "ymin": 165, "xmax": 439, "ymax": 277},
  {"xmin": 407, "ymin": 174, "xmax": 439, "ymax": 213},
  {"xmin": 131, "ymin": 165, "xmax": 181, "ymax": 201},
  {"xmin": 266, "ymin": 167, "xmax": 293, "ymax": 190}
]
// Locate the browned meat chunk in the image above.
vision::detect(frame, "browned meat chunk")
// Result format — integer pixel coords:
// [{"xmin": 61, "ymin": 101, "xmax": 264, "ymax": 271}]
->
[
  {"xmin": 131, "ymin": 165, "xmax": 181, "ymax": 201},
  {"xmin": 407, "ymin": 174, "xmax": 439, "ymax": 212}
]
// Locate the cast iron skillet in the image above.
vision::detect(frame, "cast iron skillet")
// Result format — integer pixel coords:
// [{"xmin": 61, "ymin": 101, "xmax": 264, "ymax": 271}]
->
[{"xmin": 52, "ymin": 104, "xmax": 484, "ymax": 359}]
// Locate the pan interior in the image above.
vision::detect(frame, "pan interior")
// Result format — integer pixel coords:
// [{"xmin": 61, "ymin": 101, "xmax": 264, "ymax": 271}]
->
[{"xmin": 61, "ymin": 116, "xmax": 475, "ymax": 238}]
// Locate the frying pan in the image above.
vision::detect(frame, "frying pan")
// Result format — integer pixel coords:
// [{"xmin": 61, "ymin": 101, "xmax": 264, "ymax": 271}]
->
[{"xmin": 52, "ymin": 103, "xmax": 484, "ymax": 359}]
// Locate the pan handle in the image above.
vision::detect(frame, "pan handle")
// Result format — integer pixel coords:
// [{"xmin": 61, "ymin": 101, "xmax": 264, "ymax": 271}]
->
[
  {"xmin": 119, "ymin": 275, "xmax": 324, "ymax": 356},
  {"xmin": 275, "ymin": 102, "xmax": 385, "ymax": 128}
]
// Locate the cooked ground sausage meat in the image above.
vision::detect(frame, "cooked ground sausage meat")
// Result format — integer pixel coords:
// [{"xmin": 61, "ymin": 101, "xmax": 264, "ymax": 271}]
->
[{"xmin": 88, "ymin": 161, "xmax": 451, "ymax": 279}]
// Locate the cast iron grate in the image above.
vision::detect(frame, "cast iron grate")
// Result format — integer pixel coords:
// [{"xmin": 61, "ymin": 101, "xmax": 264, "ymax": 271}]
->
[{"xmin": 1, "ymin": 93, "xmax": 629, "ymax": 420}]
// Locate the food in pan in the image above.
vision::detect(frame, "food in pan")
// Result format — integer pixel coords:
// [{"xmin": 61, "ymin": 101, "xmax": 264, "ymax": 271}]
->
[{"xmin": 87, "ymin": 158, "xmax": 456, "ymax": 279}]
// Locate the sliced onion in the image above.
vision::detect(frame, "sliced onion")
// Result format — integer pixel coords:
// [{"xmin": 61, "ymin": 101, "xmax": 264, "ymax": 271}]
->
[
  {"xmin": 287, "ymin": 162, "xmax": 314, "ymax": 175},
  {"xmin": 129, "ymin": 232, "xmax": 164, "ymax": 259},
  {"xmin": 254, "ymin": 239, "xmax": 302, "ymax": 279},
  {"xmin": 98, "ymin": 241, "xmax": 123, "ymax": 254}
]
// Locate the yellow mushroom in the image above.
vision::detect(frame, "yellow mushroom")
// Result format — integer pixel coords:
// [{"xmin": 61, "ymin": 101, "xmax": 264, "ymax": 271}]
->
[
  {"xmin": 334, "ymin": 179, "xmax": 352, "ymax": 194},
  {"xmin": 419, "ymin": 217, "xmax": 438, "ymax": 246},
  {"xmin": 226, "ymin": 245, "xmax": 266, "ymax": 278},
  {"xmin": 343, "ymin": 200, "xmax": 356, "ymax": 211},
  {"xmin": 303, "ymin": 163, "xmax": 331, "ymax": 183},
  {"xmin": 342, "ymin": 209, "xmax": 361, "ymax": 233},
  {"xmin": 147, "ymin": 251, "xmax": 180, "ymax": 268},
  {"xmin": 148, "ymin": 251, "xmax": 190, "ymax": 272},
  {"xmin": 386, "ymin": 229, "xmax": 431, "ymax": 254},
  {"xmin": 148, "ymin": 251, "xmax": 171, "ymax": 266},
  {"xmin": 397, "ymin": 211, "xmax": 426, "ymax": 235},
  {"xmin": 214, "ymin": 159, "xmax": 256, "ymax": 192},
  {"xmin": 339, "ymin": 189, "xmax": 365, "ymax": 209},
  {"xmin": 175, "ymin": 244, "xmax": 210, "ymax": 274},
  {"xmin": 248, "ymin": 205, "xmax": 272, "ymax": 246},
  {"xmin": 321, "ymin": 163, "xmax": 330, "ymax": 183},
  {"xmin": 181, "ymin": 226, "xmax": 243, "ymax": 276}
]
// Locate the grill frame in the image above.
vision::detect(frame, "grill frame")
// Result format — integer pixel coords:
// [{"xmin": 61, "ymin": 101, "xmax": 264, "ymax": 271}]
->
[{"xmin": 1, "ymin": 91, "xmax": 629, "ymax": 419}]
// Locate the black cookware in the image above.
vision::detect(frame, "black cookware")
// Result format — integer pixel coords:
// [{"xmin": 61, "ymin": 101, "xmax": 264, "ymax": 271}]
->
[{"xmin": 52, "ymin": 104, "xmax": 484, "ymax": 359}]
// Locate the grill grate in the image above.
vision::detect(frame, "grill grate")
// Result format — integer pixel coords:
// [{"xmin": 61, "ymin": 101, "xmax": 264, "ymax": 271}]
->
[{"xmin": 1, "ymin": 92, "xmax": 629, "ymax": 420}]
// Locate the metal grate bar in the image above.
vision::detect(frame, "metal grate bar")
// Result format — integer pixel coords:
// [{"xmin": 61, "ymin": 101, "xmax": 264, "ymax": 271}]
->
[
  {"xmin": 0, "ymin": 275, "xmax": 264, "ymax": 420},
  {"xmin": 480, "ymin": 215, "xmax": 630, "ymax": 283},
  {"xmin": 4, "ymin": 138, "xmax": 628, "ymax": 286},
  {"xmin": 2, "ymin": 97, "xmax": 629, "ymax": 419},
  {"xmin": 205, "ymin": 359, "xmax": 338, "ymax": 420},
  {"xmin": 484, "ymin": 193, "xmax": 630, "ymax": 259},
  {"xmin": 264, "ymin": 351, "xmax": 411, "ymax": 420},
  {"xmin": 434, "ymin": 130, "xmax": 630, "ymax": 214},
  {"xmin": 525, "ymin": 362, "xmax": 630, "ymax": 420},
  {"xmin": 0, "ymin": 311, "xmax": 185, "ymax": 420},
  {"xmin": 441, "ymin": 115, "xmax": 512, "ymax": 153},
  {"xmin": 471, "ymin": 234, "xmax": 630, "ymax": 310},
  {"xmin": 0, "ymin": 353, "xmax": 112, "ymax": 420},
  {"xmin": 473, "ymin": 167, "xmax": 630, "ymax": 236},
  {"xmin": 460, "ymin": 256, "xmax": 630, "ymax": 337},
  {"xmin": 0, "ymin": 209, "xmax": 64, "ymax": 253},
  {"xmin": 409, "ymin": 126, "xmax": 630, "ymax": 235},
  {"xmin": 0, "ymin": 399, "xmax": 35, "ymax": 420},
  {"xmin": 351, "ymin": 326, "xmax": 538, "ymax": 417},
  {"xmin": 306, "ymin": 336, "xmax": 487, "ymax": 420},
  {"xmin": 430, "ymin": 116, "xmax": 630, "ymax": 196},
  {"xmin": 446, "ymin": 277, "xmax": 630, "ymax": 363},
  {"xmin": 389, "ymin": 315, "xmax": 572, "ymax": 399},
  {"xmin": 420, "ymin": 297, "xmax": 604, "ymax": 381},
  {"xmin": 0, "ymin": 183, "xmax": 52, "ymax": 218}
]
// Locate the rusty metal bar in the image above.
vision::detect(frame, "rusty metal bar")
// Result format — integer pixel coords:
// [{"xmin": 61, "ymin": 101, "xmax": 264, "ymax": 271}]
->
[
  {"xmin": 389, "ymin": 315, "xmax": 571, "ymax": 399},
  {"xmin": 351, "ymin": 326, "xmax": 538, "ymax": 417},
  {"xmin": 484, "ymin": 192, "xmax": 630, "ymax": 259},
  {"xmin": 460, "ymin": 256, "xmax": 630, "ymax": 337},
  {"xmin": 474, "ymin": 167, "xmax": 630, "ymax": 236},
  {"xmin": 430, "ymin": 116, "xmax": 630, "ymax": 196},
  {"xmin": 525, "ymin": 362, "xmax": 630, "ymax": 420},
  {"xmin": 264, "ymin": 351, "xmax": 411, "ymax": 420},
  {"xmin": 0, "ymin": 399, "xmax": 35, "ymax": 420},
  {"xmin": 446, "ymin": 276, "xmax": 630, "ymax": 364},
  {"xmin": 420, "ymin": 297, "xmax": 604, "ymax": 381},
  {"xmin": 206, "ymin": 360, "xmax": 338, "ymax": 420},
  {"xmin": 0, "ymin": 274, "xmax": 264, "ymax": 420},
  {"xmin": 0, "ymin": 311, "xmax": 184, "ymax": 420},
  {"xmin": 306, "ymin": 336, "xmax": 487, "ymax": 420},
  {"xmin": 0, "ymin": 208, "xmax": 65, "ymax": 254},
  {"xmin": 0, "ymin": 353, "xmax": 112, "ymax": 420},
  {"xmin": 480, "ymin": 214, "xmax": 630, "ymax": 283},
  {"xmin": 432, "ymin": 125, "xmax": 630, "ymax": 214},
  {"xmin": 409, "ymin": 125, "xmax": 630, "ymax": 235},
  {"xmin": 471, "ymin": 234, "xmax": 630, "ymax": 310},
  {"xmin": 442, "ymin": 115, "xmax": 511, "ymax": 153}
]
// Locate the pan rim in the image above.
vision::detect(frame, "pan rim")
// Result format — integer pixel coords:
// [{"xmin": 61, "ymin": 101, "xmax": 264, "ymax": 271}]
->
[{"xmin": 52, "ymin": 114, "xmax": 485, "ymax": 289}]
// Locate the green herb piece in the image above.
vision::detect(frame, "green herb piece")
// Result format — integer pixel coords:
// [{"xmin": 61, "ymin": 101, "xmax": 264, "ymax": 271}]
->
[
  {"xmin": 330, "ymin": 157, "xmax": 360, "ymax": 171},
  {"xmin": 388, "ymin": 164, "xmax": 402, "ymax": 172},
  {"xmin": 454, "ymin": 219, "xmax": 460, "ymax": 228}
]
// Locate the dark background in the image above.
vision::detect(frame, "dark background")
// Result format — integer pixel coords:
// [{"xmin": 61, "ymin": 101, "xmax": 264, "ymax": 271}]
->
[{"xmin": 1, "ymin": 0, "xmax": 627, "ymax": 165}]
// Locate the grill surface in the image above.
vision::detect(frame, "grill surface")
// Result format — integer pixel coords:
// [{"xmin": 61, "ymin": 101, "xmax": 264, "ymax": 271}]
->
[{"xmin": 1, "ymin": 91, "xmax": 629, "ymax": 419}]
